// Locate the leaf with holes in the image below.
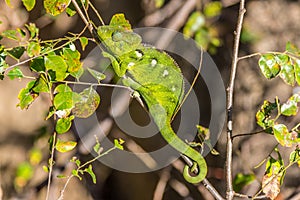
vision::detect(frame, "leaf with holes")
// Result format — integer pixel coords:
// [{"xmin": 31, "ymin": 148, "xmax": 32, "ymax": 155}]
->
[
  {"xmin": 72, "ymin": 87, "xmax": 100, "ymax": 118},
  {"xmin": 256, "ymin": 100, "xmax": 278, "ymax": 131},
  {"xmin": 44, "ymin": 0, "xmax": 71, "ymax": 16},
  {"xmin": 55, "ymin": 138, "xmax": 77, "ymax": 152},
  {"xmin": 258, "ymin": 54, "xmax": 281, "ymax": 79}
]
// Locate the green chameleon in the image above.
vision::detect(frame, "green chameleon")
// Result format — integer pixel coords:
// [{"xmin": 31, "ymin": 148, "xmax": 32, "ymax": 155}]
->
[{"xmin": 97, "ymin": 14, "xmax": 207, "ymax": 183}]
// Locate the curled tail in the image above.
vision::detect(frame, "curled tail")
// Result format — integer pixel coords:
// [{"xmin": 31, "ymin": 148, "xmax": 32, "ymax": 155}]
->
[{"xmin": 160, "ymin": 124, "xmax": 207, "ymax": 184}]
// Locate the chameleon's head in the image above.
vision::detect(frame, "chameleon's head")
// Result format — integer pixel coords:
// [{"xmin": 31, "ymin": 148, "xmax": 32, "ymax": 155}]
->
[{"xmin": 97, "ymin": 26, "xmax": 142, "ymax": 56}]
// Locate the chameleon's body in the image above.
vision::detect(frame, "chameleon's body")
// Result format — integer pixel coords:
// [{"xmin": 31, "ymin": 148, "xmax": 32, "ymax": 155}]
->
[{"xmin": 97, "ymin": 14, "xmax": 207, "ymax": 183}]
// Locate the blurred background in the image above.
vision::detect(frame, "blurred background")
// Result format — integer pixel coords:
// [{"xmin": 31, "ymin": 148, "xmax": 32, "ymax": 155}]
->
[{"xmin": 0, "ymin": 0, "xmax": 300, "ymax": 199}]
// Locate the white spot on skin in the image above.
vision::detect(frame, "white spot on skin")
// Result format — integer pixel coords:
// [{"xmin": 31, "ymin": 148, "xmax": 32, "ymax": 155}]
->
[
  {"xmin": 135, "ymin": 50, "xmax": 143, "ymax": 58},
  {"xmin": 128, "ymin": 62, "xmax": 135, "ymax": 67},
  {"xmin": 162, "ymin": 70, "xmax": 169, "ymax": 77},
  {"xmin": 171, "ymin": 86, "xmax": 176, "ymax": 91},
  {"xmin": 151, "ymin": 59, "xmax": 157, "ymax": 67}
]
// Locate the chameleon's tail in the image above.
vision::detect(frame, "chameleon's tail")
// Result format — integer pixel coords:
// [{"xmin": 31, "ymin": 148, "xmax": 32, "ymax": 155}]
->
[{"xmin": 160, "ymin": 124, "xmax": 207, "ymax": 184}]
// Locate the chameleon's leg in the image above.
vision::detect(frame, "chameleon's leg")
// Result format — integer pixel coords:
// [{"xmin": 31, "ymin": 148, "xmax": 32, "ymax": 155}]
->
[{"xmin": 102, "ymin": 52, "xmax": 126, "ymax": 77}]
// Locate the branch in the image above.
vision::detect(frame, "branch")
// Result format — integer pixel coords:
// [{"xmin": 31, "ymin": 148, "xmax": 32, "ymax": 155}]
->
[
  {"xmin": 225, "ymin": 0, "xmax": 246, "ymax": 199},
  {"xmin": 232, "ymin": 129, "xmax": 266, "ymax": 139}
]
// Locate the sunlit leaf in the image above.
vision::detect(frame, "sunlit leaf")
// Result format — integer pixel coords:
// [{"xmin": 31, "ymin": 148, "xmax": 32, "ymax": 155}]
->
[
  {"xmin": 56, "ymin": 115, "xmax": 74, "ymax": 134},
  {"xmin": 27, "ymin": 41, "xmax": 40, "ymax": 57},
  {"xmin": 72, "ymin": 87, "xmax": 100, "ymax": 118},
  {"xmin": 29, "ymin": 148, "xmax": 42, "ymax": 165},
  {"xmin": 1, "ymin": 30, "xmax": 18, "ymax": 40},
  {"xmin": 7, "ymin": 67, "xmax": 24, "ymax": 80},
  {"xmin": 62, "ymin": 47, "xmax": 82, "ymax": 73},
  {"xmin": 54, "ymin": 84, "xmax": 72, "ymax": 93},
  {"xmin": 294, "ymin": 59, "xmax": 300, "ymax": 85},
  {"xmin": 33, "ymin": 75, "xmax": 50, "ymax": 93},
  {"xmin": 25, "ymin": 23, "xmax": 39, "ymax": 39},
  {"xmin": 258, "ymin": 54, "xmax": 281, "ymax": 79},
  {"xmin": 183, "ymin": 11, "xmax": 205, "ymax": 38},
  {"xmin": 233, "ymin": 173, "xmax": 255, "ymax": 192},
  {"xmin": 7, "ymin": 47, "xmax": 25, "ymax": 60},
  {"xmin": 114, "ymin": 138, "xmax": 124, "ymax": 150},
  {"xmin": 256, "ymin": 100, "xmax": 278, "ymax": 130},
  {"xmin": 79, "ymin": 37, "xmax": 88, "ymax": 51},
  {"xmin": 45, "ymin": 55, "xmax": 68, "ymax": 81},
  {"xmin": 22, "ymin": 0, "xmax": 36, "ymax": 11},
  {"xmin": 44, "ymin": 0, "xmax": 71, "ymax": 16},
  {"xmin": 281, "ymin": 94, "xmax": 300, "ymax": 116},
  {"xmin": 17, "ymin": 80, "xmax": 38, "ymax": 109},
  {"xmin": 279, "ymin": 63, "xmax": 295, "ymax": 86},
  {"xmin": 203, "ymin": 1, "xmax": 222, "ymax": 18},
  {"xmin": 273, "ymin": 124, "xmax": 299, "ymax": 147},
  {"xmin": 154, "ymin": 0, "xmax": 164, "ymax": 8},
  {"xmin": 72, "ymin": 169, "xmax": 82, "ymax": 180},
  {"xmin": 109, "ymin": 13, "xmax": 132, "ymax": 30},
  {"xmin": 55, "ymin": 138, "xmax": 77, "ymax": 152},
  {"xmin": 289, "ymin": 148, "xmax": 300, "ymax": 167},
  {"xmin": 54, "ymin": 90, "xmax": 80, "ymax": 110},
  {"xmin": 84, "ymin": 164, "xmax": 96, "ymax": 184},
  {"xmin": 70, "ymin": 67, "xmax": 84, "ymax": 80}
]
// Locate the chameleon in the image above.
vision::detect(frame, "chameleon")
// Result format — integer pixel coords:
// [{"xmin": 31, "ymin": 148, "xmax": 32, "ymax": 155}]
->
[{"xmin": 96, "ymin": 14, "xmax": 207, "ymax": 183}]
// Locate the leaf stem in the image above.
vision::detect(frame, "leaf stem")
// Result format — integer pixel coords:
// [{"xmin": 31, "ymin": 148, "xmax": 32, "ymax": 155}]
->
[{"xmin": 225, "ymin": 0, "xmax": 246, "ymax": 199}]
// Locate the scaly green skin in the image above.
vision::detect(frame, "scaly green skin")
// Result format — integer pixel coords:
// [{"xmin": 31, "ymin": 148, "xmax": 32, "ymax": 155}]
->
[{"xmin": 97, "ymin": 14, "xmax": 207, "ymax": 183}]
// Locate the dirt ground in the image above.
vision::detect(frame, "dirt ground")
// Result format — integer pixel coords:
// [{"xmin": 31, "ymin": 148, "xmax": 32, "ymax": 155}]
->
[{"xmin": 1, "ymin": 0, "xmax": 300, "ymax": 199}]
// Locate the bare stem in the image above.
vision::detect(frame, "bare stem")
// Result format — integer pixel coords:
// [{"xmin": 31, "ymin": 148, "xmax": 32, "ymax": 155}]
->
[
  {"xmin": 45, "ymin": 131, "xmax": 57, "ymax": 200},
  {"xmin": 232, "ymin": 129, "xmax": 266, "ymax": 139},
  {"xmin": 225, "ymin": 0, "xmax": 246, "ymax": 199}
]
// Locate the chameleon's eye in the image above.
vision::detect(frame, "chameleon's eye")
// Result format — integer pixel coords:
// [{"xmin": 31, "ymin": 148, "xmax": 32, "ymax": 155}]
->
[{"xmin": 112, "ymin": 31, "xmax": 123, "ymax": 42}]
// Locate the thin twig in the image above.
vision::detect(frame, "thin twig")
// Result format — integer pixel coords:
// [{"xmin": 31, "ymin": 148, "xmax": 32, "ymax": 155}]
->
[
  {"xmin": 232, "ymin": 129, "xmax": 266, "ymax": 139},
  {"xmin": 202, "ymin": 179, "xmax": 225, "ymax": 200},
  {"xmin": 45, "ymin": 131, "xmax": 57, "ymax": 200},
  {"xmin": 234, "ymin": 193, "xmax": 267, "ymax": 199},
  {"xmin": 225, "ymin": 0, "xmax": 246, "ymax": 199}
]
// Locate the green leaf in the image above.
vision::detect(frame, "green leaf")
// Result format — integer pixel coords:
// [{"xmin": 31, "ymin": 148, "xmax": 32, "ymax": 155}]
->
[
  {"xmin": 54, "ymin": 91, "xmax": 80, "ymax": 110},
  {"xmin": 286, "ymin": 41, "xmax": 300, "ymax": 56},
  {"xmin": 72, "ymin": 169, "xmax": 82, "ymax": 180},
  {"xmin": 17, "ymin": 80, "xmax": 38, "ymax": 109},
  {"xmin": 57, "ymin": 174, "xmax": 67, "ymax": 178},
  {"xmin": 46, "ymin": 106, "xmax": 55, "ymax": 120},
  {"xmin": 62, "ymin": 48, "xmax": 82, "ymax": 73},
  {"xmin": 22, "ymin": 0, "xmax": 36, "ymax": 11},
  {"xmin": 56, "ymin": 138, "xmax": 77, "ymax": 152},
  {"xmin": 7, "ymin": 67, "xmax": 24, "ymax": 80},
  {"xmin": 273, "ymin": 124, "xmax": 299, "ymax": 147},
  {"xmin": 25, "ymin": 23, "xmax": 39, "ymax": 39},
  {"xmin": 258, "ymin": 54, "xmax": 281, "ymax": 79},
  {"xmin": 281, "ymin": 94, "xmax": 300, "ymax": 116},
  {"xmin": 154, "ymin": 0, "xmax": 164, "ymax": 8},
  {"xmin": 72, "ymin": 87, "xmax": 100, "ymax": 118},
  {"xmin": 44, "ymin": 0, "xmax": 72, "ymax": 16},
  {"xmin": 294, "ymin": 59, "xmax": 300, "ymax": 85},
  {"xmin": 5, "ymin": 0, "xmax": 12, "ymax": 7},
  {"xmin": 233, "ymin": 173, "xmax": 255, "ymax": 192},
  {"xmin": 289, "ymin": 148, "xmax": 300, "ymax": 167},
  {"xmin": 84, "ymin": 164, "xmax": 96, "ymax": 184},
  {"xmin": 93, "ymin": 143, "xmax": 101, "ymax": 154},
  {"xmin": 56, "ymin": 115, "xmax": 74, "ymax": 134},
  {"xmin": 1, "ymin": 30, "xmax": 18, "ymax": 40},
  {"xmin": 79, "ymin": 37, "xmax": 88, "ymax": 51},
  {"xmin": 30, "ymin": 57, "xmax": 45, "ymax": 72},
  {"xmin": 109, "ymin": 13, "xmax": 132, "ymax": 30},
  {"xmin": 15, "ymin": 162, "xmax": 34, "ymax": 187},
  {"xmin": 279, "ymin": 63, "xmax": 295, "ymax": 86},
  {"xmin": 66, "ymin": 7, "xmax": 77, "ymax": 16},
  {"xmin": 87, "ymin": 68, "xmax": 106, "ymax": 83},
  {"xmin": 7, "ymin": 47, "xmax": 25, "ymax": 60},
  {"xmin": 27, "ymin": 41, "xmax": 41, "ymax": 57},
  {"xmin": 33, "ymin": 75, "xmax": 50, "ymax": 93},
  {"xmin": 70, "ymin": 67, "xmax": 84, "ymax": 80},
  {"xmin": 114, "ymin": 138, "xmax": 124, "ymax": 150},
  {"xmin": 204, "ymin": 1, "xmax": 222, "ymax": 18},
  {"xmin": 183, "ymin": 11, "xmax": 205, "ymax": 38},
  {"xmin": 45, "ymin": 55, "xmax": 68, "ymax": 81},
  {"xmin": 54, "ymin": 84, "xmax": 72, "ymax": 93},
  {"xmin": 256, "ymin": 100, "xmax": 278, "ymax": 130}
]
